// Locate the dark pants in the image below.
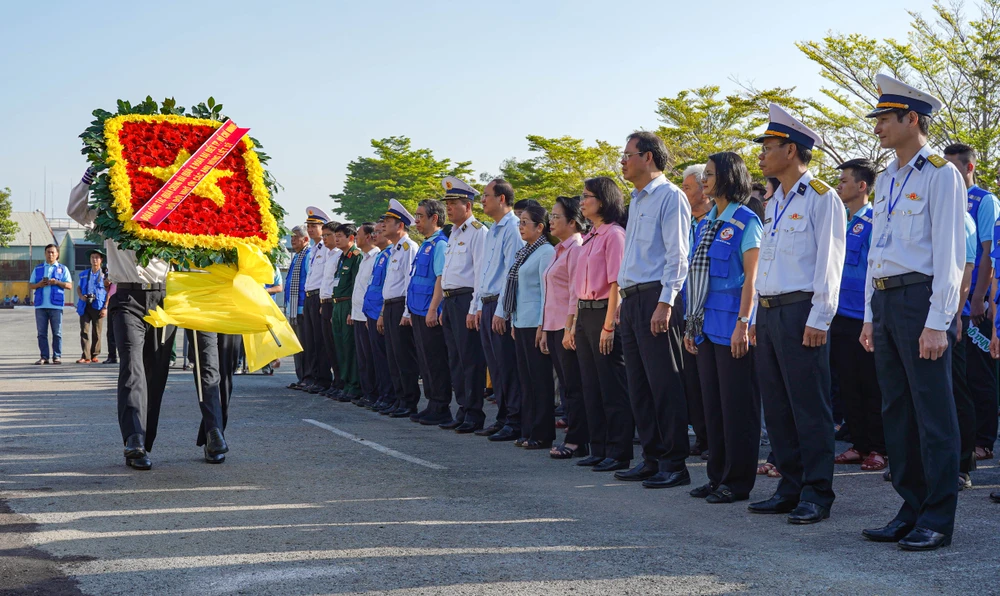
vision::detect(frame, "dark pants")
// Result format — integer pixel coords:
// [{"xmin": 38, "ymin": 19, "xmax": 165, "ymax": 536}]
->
[
  {"xmin": 514, "ymin": 326, "xmax": 555, "ymax": 442},
  {"xmin": 320, "ymin": 302, "xmax": 340, "ymax": 389},
  {"xmin": 830, "ymin": 315, "xmax": 885, "ymax": 454},
  {"xmin": 412, "ymin": 312, "xmax": 452, "ymax": 414},
  {"xmin": 290, "ymin": 313, "xmax": 307, "ymax": 384},
  {"xmin": 479, "ymin": 299, "xmax": 521, "ymax": 429},
  {"xmin": 697, "ymin": 338, "xmax": 760, "ymax": 497},
  {"xmin": 106, "ymin": 309, "xmax": 117, "ymax": 361},
  {"xmin": 756, "ymin": 299, "xmax": 835, "ymax": 509},
  {"xmin": 442, "ymin": 293, "xmax": 486, "ymax": 425},
  {"xmin": 576, "ymin": 307, "xmax": 633, "ymax": 461},
  {"xmin": 619, "ymin": 288, "xmax": 687, "ymax": 472},
  {"xmin": 954, "ymin": 317, "xmax": 977, "ymax": 474},
  {"xmin": 872, "ymin": 283, "xmax": 959, "ymax": 535},
  {"xmin": 548, "ymin": 329, "xmax": 588, "ymax": 446},
  {"xmin": 332, "ymin": 301, "xmax": 357, "ymax": 395},
  {"xmin": 354, "ymin": 319, "xmax": 377, "ymax": 401},
  {"xmin": 965, "ymin": 316, "xmax": 999, "ymax": 450},
  {"xmin": 366, "ymin": 315, "xmax": 393, "ymax": 403},
  {"xmin": 383, "ymin": 300, "xmax": 421, "ymax": 409},
  {"xmin": 185, "ymin": 330, "xmax": 236, "ymax": 446},
  {"xmin": 303, "ymin": 294, "xmax": 329, "ymax": 388},
  {"xmin": 110, "ymin": 289, "xmax": 175, "ymax": 451},
  {"xmin": 79, "ymin": 306, "xmax": 104, "ymax": 360},
  {"xmin": 683, "ymin": 347, "xmax": 707, "ymax": 449}
]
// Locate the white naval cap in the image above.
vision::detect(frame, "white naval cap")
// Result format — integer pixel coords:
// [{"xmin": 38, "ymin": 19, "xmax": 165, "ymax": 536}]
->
[
  {"xmin": 867, "ymin": 73, "xmax": 943, "ymax": 118},
  {"xmin": 754, "ymin": 103, "xmax": 823, "ymax": 149},
  {"xmin": 305, "ymin": 205, "xmax": 331, "ymax": 225},
  {"xmin": 442, "ymin": 176, "xmax": 479, "ymax": 201},
  {"xmin": 384, "ymin": 198, "xmax": 415, "ymax": 226}
]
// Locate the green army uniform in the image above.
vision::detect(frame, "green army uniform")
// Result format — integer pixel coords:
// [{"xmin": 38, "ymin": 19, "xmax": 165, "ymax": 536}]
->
[{"xmin": 332, "ymin": 245, "xmax": 363, "ymax": 397}]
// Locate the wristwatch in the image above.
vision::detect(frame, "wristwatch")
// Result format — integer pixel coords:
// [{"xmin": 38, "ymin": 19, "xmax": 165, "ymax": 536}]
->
[{"xmin": 738, "ymin": 316, "xmax": 751, "ymax": 324}]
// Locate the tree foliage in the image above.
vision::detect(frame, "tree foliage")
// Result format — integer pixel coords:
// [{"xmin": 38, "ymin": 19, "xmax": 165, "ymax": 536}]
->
[{"xmin": 0, "ymin": 187, "xmax": 18, "ymax": 248}]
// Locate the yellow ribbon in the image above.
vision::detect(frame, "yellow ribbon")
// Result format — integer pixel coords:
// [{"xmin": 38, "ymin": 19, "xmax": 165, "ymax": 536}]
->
[{"xmin": 144, "ymin": 242, "xmax": 302, "ymax": 372}]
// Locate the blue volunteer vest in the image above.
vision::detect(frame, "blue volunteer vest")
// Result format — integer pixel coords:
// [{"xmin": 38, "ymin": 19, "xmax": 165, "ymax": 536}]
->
[
  {"xmin": 966, "ymin": 186, "xmax": 993, "ymax": 316},
  {"xmin": 838, "ymin": 205, "xmax": 873, "ymax": 320},
  {"xmin": 33, "ymin": 263, "xmax": 66, "ymax": 308},
  {"xmin": 696, "ymin": 205, "xmax": 759, "ymax": 346},
  {"xmin": 407, "ymin": 232, "xmax": 445, "ymax": 317},
  {"xmin": 363, "ymin": 248, "xmax": 392, "ymax": 320},
  {"xmin": 76, "ymin": 269, "xmax": 108, "ymax": 315}
]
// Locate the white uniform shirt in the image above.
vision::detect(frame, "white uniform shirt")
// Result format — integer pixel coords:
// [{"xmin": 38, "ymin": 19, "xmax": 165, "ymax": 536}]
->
[
  {"xmin": 303, "ymin": 242, "xmax": 329, "ymax": 292},
  {"xmin": 67, "ymin": 181, "xmax": 169, "ymax": 284},
  {"xmin": 755, "ymin": 171, "xmax": 846, "ymax": 331},
  {"xmin": 383, "ymin": 234, "xmax": 419, "ymax": 314},
  {"xmin": 319, "ymin": 246, "xmax": 344, "ymax": 300},
  {"xmin": 864, "ymin": 145, "xmax": 965, "ymax": 330},
  {"xmin": 442, "ymin": 216, "xmax": 489, "ymax": 315},
  {"xmin": 351, "ymin": 247, "xmax": 381, "ymax": 321}
]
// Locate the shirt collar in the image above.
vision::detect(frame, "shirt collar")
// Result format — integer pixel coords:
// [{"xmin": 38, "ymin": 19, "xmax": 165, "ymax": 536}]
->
[
  {"xmin": 495, "ymin": 210, "xmax": 517, "ymax": 228},
  {"xmin": 395, "ymin": 234, "xmax": 411, "ymax": 250},
  {"xmin": 888, "ymin": 144, "xmax": 932, "ymax": 176},
  {"xmin": 631, "ymin": 174, "xmax": 668, "ymax": 200},
  {"xmin": 365, "ymin": 247, "xmax": 380, "ymax": 258},
  {"xmin": 851, "ymin": 203, "xmax": 872, "ymax": 219},
  {"xmin": 426, "ymin": 229, "xmax": 444, "ymax": 242},
  {"xmin": 558, "ymin": 233, "xmax": 582, "ymax": 249},
  {"xmin": 775, "ymin": 171, "xmax": 814, "ymax": 202}
]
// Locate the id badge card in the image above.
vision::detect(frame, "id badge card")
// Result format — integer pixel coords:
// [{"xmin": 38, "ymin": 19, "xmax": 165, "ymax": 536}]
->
[
  {"xmin": 761, "ymin": 236, "xmax": 777, "ymax": 261},
  {"xmin": 875, "ymin": 226, "xmax": 891, "ymax": 248}
]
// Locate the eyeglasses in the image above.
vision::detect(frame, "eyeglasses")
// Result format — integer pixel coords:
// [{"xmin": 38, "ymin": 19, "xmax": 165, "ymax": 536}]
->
[
  {"xmin": 581, "ymin": 193, "xmax": 598, "ymax": 200},
  {"xmin": 759, "ymin": 142, "xmax": 789, "ymax": 156},
  {"xmin": 621, "ymin": 150, "xmax": 648, "ymax": 161},
  {"xmin": 549, "ymin": 213, "xmax": 566, "ymax": 220}
]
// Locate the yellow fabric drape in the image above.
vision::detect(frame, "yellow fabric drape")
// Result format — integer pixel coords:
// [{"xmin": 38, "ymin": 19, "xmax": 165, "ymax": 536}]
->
[{"xmin": 144, "ymin": 242, "xmax": 302, "ymax": 372}]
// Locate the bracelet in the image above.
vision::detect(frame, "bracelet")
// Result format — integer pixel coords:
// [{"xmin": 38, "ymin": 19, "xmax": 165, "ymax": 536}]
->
[{"xmin": 602, "ymin": 326, "xmax": 615, "ymax": 333}]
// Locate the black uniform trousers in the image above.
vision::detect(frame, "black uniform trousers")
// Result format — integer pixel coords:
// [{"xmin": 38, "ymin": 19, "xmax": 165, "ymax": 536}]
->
[
  {"xmin": 479, "ymin": 299, "xmax": 521, "ymax": 430},
  {"xmin": 383, "ymin": 300, "xmax": 421, "ymax": 409},
  {"xmin": 954, "ymin": 317, "xmax": 977, "ymax": 474},
  {"xmin": 110, "ymin": 288, "xmax": 176, "ymax": 451},
  {"xmin": 619, "ymin": 288, "xmax": 688, "ymax": 472},
  {"xmin": 696, "ymin": 338, "xmax": 760, "ymax": 497},
  {"xmin": 576, "ymin": 307, "xmax": 633, "ymax": 461},
  {"xmin": 366, "ymin": 315, "xmax": 393, "ymax": 404},
  {"xmin": 354, "ymin": 319, "xmax": 377, "ymax": 401},
  {"xmin": 442, "ymin": 292, "xmax": 486, "ymax": 425},
  {"xmin": 755, "ymin": 299, "xmax": 835, "ymax": 509},
  {"xmin": 548, "ymin": 329, "xmax": 588, "ymax": 447},
  {"xmin": 965, "ymin": 316, "xmax": 998, "ymax": 450},
  {"xmin": 185, "ymin": 330, "xmax": 238, "ymax": 446},
  {"xmin": 302, "ymin": 293, "xmax": 330, "ymax": 389},
  {"xmin": 290, "ymin": 314, "xmax": 308, "ymax": 384},
  {"xmin": 514, "ymin": 326, "xmax": 555, "ymax": 442},
  {"xmin": 106, "ymin": 310, "xmax": 117, "ymax": 361},
  {"xmin": 683, "ymin": 348, "xmax": 708, "ymax": 449},
  {"xmin": 830, "ymin": 315, "xmax": 885, "ymax": 455},
  {"xmin": 872, "ymin": 282, "xmax": 959, "ymax": 535},
  {"xmin": 320, "ymin": 301, "xmax": 341, "ymax": 389},
  {"xmin": 411, "ymin": 312, "xmax": 452, "ymax": 414}
]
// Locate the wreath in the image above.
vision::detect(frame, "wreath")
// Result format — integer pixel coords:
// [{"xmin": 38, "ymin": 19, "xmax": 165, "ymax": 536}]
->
[{"xmin": 79, "ymin": 96, "xmax": 287, "ymax": 267}]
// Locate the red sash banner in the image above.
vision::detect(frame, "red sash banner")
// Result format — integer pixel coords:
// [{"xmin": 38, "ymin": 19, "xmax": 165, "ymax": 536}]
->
[{"xmin": 131, "ymin": 119, "xmax": 250, "ymax": 226}]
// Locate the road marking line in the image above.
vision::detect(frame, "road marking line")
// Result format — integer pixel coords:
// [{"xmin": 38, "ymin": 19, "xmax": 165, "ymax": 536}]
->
[{"xmin": 303, "ymin": 419, "xmax": 447, "ymax": 470}]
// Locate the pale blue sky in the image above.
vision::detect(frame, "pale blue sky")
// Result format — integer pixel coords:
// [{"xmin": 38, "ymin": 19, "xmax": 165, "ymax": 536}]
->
[{"xmin": 1, "ymin": 0, "xmax": 937, "ymax": 223}]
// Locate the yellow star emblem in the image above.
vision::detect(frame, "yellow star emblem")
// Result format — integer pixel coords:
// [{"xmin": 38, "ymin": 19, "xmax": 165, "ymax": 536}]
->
[{"xmin": 139, "ymin": 149, "xmax": 234, "ymax": 208}]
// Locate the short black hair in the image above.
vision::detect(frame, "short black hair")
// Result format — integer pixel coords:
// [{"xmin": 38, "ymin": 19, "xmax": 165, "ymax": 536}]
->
[
  {"xmin": 626, "ymin": 131, "xmax": 670, "ymax": 171},
  {"xmin": 358, "ymin": 222, "xmax": 375, "ymax": 237},
  {"xmin": 321, "ymin": 221, "xmax": 339, "ymax": 233},
  {"xmin": 513, "ymin": 199, "xmax": 540, "ymax": 211},
  {"xmin": 836, "ymin": 158, "xmax": 877, "ymax": 189},
  {"xmin": 44, "ymin": 243, "xmax": 58, "ymax": 252},
  {"xmin": 334, "ymin": 223, "xmax": 357, "ymax": 237},
  {"xmin": 783, "ymin": 141, "xmax": 813, "ymax": 165},
  {"xmin": 520, "ymin": 203, "xmax": 550, "ymax": 237},
  {"xmin": 584, "ymin": 176, "xmax": 627, "ymax": 227},
  {"xmin": 554, "ymin": 195, "xmax": 590, "ymax": 234},
  {"xmin": 887, "ymin": 108, "xmax": 931, "ymax": 136},
  {"xmin": 751, "ymin": 182, "xmax": 766, "ymax": 196},
  {"xmin": 491, "ymin": 179, "xmax": 515, "ymax": 206},
  {"xmin": 707, "ymin": 152, "xmax": 752, "ymax": 204},
  {"xmin": 943, "ymin": 143, "xmax": 977, "ymax": 166},
  {"xmin": 418, "ymin": 199, "xmax": 446, "ymax": 228}
]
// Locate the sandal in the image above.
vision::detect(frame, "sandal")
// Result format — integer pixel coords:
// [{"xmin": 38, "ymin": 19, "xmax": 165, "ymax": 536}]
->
[
  {"xmin": 50, "ymin": 358, "xmax": 61, "ymax": 364},
  {"xmin": 757, "ymin": 462, "xmax": 776, "ymax": 476},
  {"xmin": 514, "ymin": 437, "xmax": 527, "ymax": 448},
  {"xmin": 91, "ymin": 358, "xmax": 100, "ymax": 363},
  {"xmin": 77, "ymin": 358, "xmax": 90, "ymax": 364},
  {"xmin": 524, "ymin": 440, "xmax": 553, "ymax": 450},
  {"xmin": 34, "ymin": 358, "xmax": 48, "ymax": 365},
  {"xmin": 550, "ymin": 443, "xmax": 588, "ymax": 459},
  {"xmin": 767, "ymin": 466, "xmax": 782, "ymax": 478},
  {"xmin": 974, "ymin": 447, "xmax": 994, "ymax": 461},
  {"xmin": 861, "ymin": 452, "xmax": 888, "ymax": 471},
  {"xmin": 834, "ymin": 448, "xmax": 867, "ymax": 464}
]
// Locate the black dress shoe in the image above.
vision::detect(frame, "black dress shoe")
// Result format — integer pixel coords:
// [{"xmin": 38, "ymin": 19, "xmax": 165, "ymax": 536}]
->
[
  {"xmin": 336, "ymin": 393, "xmax": 353, "ymax": 403},
  {"xmin": 287, "ymin": 382, "xmax": 303, "ymax": 390},
  {"xmin": 593, "ymin": 458, "xmax": 630, "ymax": 472},
  {"xmin": 614, "ymin": 461, "xmax": 658, "ymax": 481},
  {"xmin": 475, "ymin": 422, "xmax": 504, "ymax": 437},
  {"xmin": 642, "ymin": 468, "xmax": 691, "ymax": 488},
  {"xmin": 307, "ymin": 385, "xmax": 330, "ymax": 395},
  {"xmin": 389, "ymin": 407, "xmax": 416, "ymax": 418},
  {"xmin": 706, "ymin": 486, "xmax": 747, "ymax": 504},
  {"xmin": 454, "ymin": 421, "xmax": 483, "ymax": 434},
  {"xmin": 898, "ymin": 527, "xmax": 952, "ymax": 551},
  {"xmin": 991, "ymin": 491, "xmax": 1000, "ymax": 503},
  {"xmin": 378, "ymin": 402, "xmax": 398, "ymax": 415},
  {"xmin": 370, "ymin": 400, "xmax": 391, "ymax": 411},
  {"xmin": 420, "ymin": 412, "xmax": 454, "ymax": 426},
  {"xmin": 487, "ymin": 426, "xmax": 519, "ymax": 442},
  {"xmin": 689, "ymin": 483, "xmax": 715, "ymax": 498},
  {"xmin": 748, "ymin": 495, "xmax": 799, "ymax": 514},
  {"xmin": 439, "ymin": 419, "xmax": 464, "ymax": 430},
  {"xmin": 787, "ymin": 501, "xmax": 830, "ymax": 524},
  {"xmin": 124, "ymin": 433, "xmax": 146, "ymax": 460},
  {"xmin": 103, "ymin": 358, "xmax": 118, "ymax": 364},
  {"xmin": 862, "ymin": 520, "xmax": 914, "ymax": 542},
  {"xmin": 204, "ymin": 428, "xmax": 228, "ymax": 464},
  {"xmin": 409, "ymin": 408, "xmax": 430, "ymax": 422},
  {"xmin": 576, "ymin": 455, "xmax": 603, "ymax": 467},
  {"xmin": 126, "ymin": 455, "xmax": 152, "ymax": 470}
]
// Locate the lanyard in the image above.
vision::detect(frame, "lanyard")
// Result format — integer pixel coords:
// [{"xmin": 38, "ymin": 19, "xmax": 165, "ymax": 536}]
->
[
  {"xmin": 770, "ymin": 188, "xmax": 799, "ymax": 236},
  {"xmin": 886, "ymin": 168, "xmax": 916, "ymax": 224}
]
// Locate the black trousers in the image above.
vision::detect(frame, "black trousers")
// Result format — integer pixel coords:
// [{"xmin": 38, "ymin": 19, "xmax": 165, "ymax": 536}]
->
[
  {"xmin": 411, "ymin": 312, "xmax": 452, "ymax": 414},
  {"xmin": 683, "ymin": 347, "xmax": 707, "ymax": 449},
  {"xmin": 830, "ymin": 315, "xmax": 885, "ymax": 454},
  {"xmin": 110, "ymin": 288, "xmax": 175, "ymax": 451},
  {"xmin": 302, "ymin": 294, "xmax": 329, "ymax": 388},
  {"xmin": 697, "ymin": 338, "xmax": 760, "ymax": 497},
  {"xmin": 320, "ymin": 302, "xmax": 340, "ymax": 388},
  {"xmin": 872, "ymin": 282, "xmax": 959, "ymax": 535},
  {"xmin": 954, "ymin": 317, "xmax": 977, "ymax": 474},
  {"xmin": 965, "ymin": 316, "xmax": 999, "ymax": 449},
  {"xmin": 442, "ymin": 293, "xmax": 486, "ymax": 425},
  {"xmin": 366, "ymin": 315, "xmax": 393, "ymax": 403},
  {"xmin": 479, "ymin": 299, "xmax": 521, "ymax": 429},
  {"xmin": 186, "ymin": 330, "xmax": 238, "ymax": 446},
  {"xmin": 756, "ymin": 299, "xmax": 835, "ymax": 509},
  {"xmin": 548, "ymin": 329, "xmax": 588, "ymax": 446},
  {"xmin": 354, "ymin": 319, "xmax": 377, "ymax": 401},
  {"xmin": 619, "ymin": 288, "xmax": 687, "ymax": 471},
  {"xmin": 383, "ymin": 300, "xmax": 421, "ymax": 409},
  {"xmin": 290, "ymin": 314, "xmax": 307, "ymax": 384},
  {"xmin": 576, "ymin": 307, "xmax": 633, "ymax": 461},
  {"xmin": 514, "ymin": 326, "xmax": 555, "ymax": 442}
]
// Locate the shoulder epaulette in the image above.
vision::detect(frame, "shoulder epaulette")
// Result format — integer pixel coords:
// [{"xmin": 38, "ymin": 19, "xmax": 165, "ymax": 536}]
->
[
  {"xmin": 809, "ymin": 179, "xmax": 831, "ymax": 195},
  {"xmin": 927, "ymin": 154, "xmax": 947, "ymax": 168},
  {"xmin": 470, "ymin": 220, "xmax": 483, "ymax": 229}
]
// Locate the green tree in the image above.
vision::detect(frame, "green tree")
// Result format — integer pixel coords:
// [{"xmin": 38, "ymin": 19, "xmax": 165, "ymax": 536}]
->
[
  {"xmin": 330, "ymin": 136, "xmax": 474, "ymax": 223},
  {"xmin": 0, "ymin": 187, "xmax": 18, "ymax": 247}
]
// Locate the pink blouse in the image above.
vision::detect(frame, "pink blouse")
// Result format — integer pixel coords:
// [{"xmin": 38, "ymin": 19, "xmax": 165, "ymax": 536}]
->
[
  {"xmin": 542, "ymin": 234, "xmax": 583, "ymax": 331},
  {"xmin": 575, "ymin": 223, "xmax": 625, "ymax": 302}
]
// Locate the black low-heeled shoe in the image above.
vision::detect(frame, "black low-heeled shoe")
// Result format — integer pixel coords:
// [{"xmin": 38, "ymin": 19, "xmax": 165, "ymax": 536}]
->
[
  {"xmin": 576, "ymin": 455, "xmax": 603, "ymax": 467},
  {"xmin": 592, "ymin": 458, "xmax": 629, "ymax": 472}
]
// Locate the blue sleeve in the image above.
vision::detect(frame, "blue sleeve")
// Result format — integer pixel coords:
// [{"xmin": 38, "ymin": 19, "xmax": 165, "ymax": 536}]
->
[
  {"xmin": 273, "ymin": 268, "xmax": 282, "ymax": 286},
  {"xmin": 966, "ymin": 214, "xmax": 977, "ymax": 264},
  {"xmin": 60, "ymin": 267, "xmax": 72, "ymax": 283},
  {"xmin": 432, "ymin": 240, "xmax": 447, "ymax": 277},
  {"xmin": 740, "ymin": 217, "xmax": 763, "ymax": 254},
  {"xmin": 977, "ymin": 193, "xmax": 999, "ymax": 244},
  {"xmin": 29, "ymin": 267, "xmax": 39, "ymax": 283}
]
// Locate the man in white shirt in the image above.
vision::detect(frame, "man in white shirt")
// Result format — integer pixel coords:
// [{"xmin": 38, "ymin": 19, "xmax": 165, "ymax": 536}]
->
[
  {"xmin": 318, "ymin": 221, "xmax": 344, "ymax": 398},
  {"xmin": 348, "ymin": 222, "xmax": 381, "ymax": 408},
  {"xmin": 301, "ymin": 207, "xmax": 332, "ymax": 394}
]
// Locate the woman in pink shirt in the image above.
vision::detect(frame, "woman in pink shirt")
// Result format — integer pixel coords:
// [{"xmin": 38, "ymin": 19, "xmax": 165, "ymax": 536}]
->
[
  {"xmin": 568, "ymin": 177, "xmax": 634, "ymax": 472},
  {"xmin": 540, "ymin": 196, "xmax": 590, "ymax": 459}
]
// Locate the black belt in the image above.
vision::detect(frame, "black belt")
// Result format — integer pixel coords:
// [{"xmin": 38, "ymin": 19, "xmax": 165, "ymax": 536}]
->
[
  {"xmin": 320, "ymin": 298, "xmax": 333, "ymax": 304},
  {"xmin": 116, "ymin": 282, "xmax": 165, "ymax": 291},
  {"xmin": 481, "ymin": 294, "xmax": 499, "ymax": 304},
  {"xmin": 619, "ymin": 281, "xmax": 661, "ymax": 300},
  {"xmin": 578, "ymin": 299, "xmax": 608, "ymax": 310},
  {"xmin": 332, "ymin": 296, "xmax": 351, "ymax": 303},
  {"xmin": 384, "ymin": 296, "xmax": 406, "ymax": 306},
  {"xmin": 758, "ymin": 291, "xmax": 813, "ymax": 309},
  {"xmin": 872, "ymin": 272, "xmax": 932, "ymax": 291},
  {"xmin": 306, "ymin": 290, "xmax": 319, "ymax": 297},
  {"xmin": 443, "ymin": 287, "xmax": 474, "ymax": 298}
]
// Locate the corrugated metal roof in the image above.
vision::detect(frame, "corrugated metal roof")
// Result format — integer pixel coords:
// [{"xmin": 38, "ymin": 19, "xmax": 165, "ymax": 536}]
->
[{"xmin": 8, "ymin": 212, "xmax": 54, "ymax": 247}]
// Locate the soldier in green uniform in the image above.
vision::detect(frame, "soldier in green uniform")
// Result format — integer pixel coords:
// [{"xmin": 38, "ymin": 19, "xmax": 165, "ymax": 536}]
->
[{"xmin": 331, "ymin": 223, "xmax": 364, "ymax": 401}]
